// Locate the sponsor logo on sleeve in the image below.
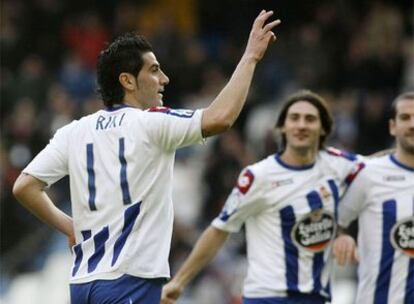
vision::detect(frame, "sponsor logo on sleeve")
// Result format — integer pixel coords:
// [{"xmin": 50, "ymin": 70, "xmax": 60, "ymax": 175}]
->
[
  {"xmin": 236, "ymin": 170, "xmax": 255, "ymax": 194},
  {"xmin": 291, "ymin": 210, "xmax": 336, "ymax": 252},
  {"xmin": 390, "ymin": 217, "xmax": 414, "ymax": 258}
]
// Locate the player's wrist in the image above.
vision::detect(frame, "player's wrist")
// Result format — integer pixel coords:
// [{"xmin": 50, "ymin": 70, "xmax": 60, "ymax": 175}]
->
[{"xmin": 240, "ymin": 53, "xmax": 259, "ymax": 65}]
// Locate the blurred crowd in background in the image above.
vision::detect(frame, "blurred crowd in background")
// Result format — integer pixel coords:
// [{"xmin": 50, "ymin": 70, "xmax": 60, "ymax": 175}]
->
[{"xmin": 1, "ymin": 0, "xmax": 413, "ymax": 303}]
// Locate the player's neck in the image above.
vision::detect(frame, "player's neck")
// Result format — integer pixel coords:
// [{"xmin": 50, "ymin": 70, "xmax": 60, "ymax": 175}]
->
[
  {"xmin": 280, "ymin": 146, "xmax": 318, "ymax": 167},
  {"xmin": 122, "ymin": 95, "xmax": 144, "ymax": 110},
  {"xmin": 394, "ymin": 147, "xmax": 414, "ymax": 168}
]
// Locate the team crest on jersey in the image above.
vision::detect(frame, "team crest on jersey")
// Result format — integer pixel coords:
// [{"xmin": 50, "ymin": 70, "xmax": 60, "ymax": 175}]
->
[
  {"xmin": 390, "ymin": 217, "xmax": 414, "ymax": 258},
  {"xmin": 319, "ymin": 186, "xmax": 331, "ymax": 201},
  {"xmin": 291, "ymin": 210, "xmax": 336, "ymax": 252},
  {"xmin": 237, "ymin": 169, "xmax": 254, "ymax": 194}
]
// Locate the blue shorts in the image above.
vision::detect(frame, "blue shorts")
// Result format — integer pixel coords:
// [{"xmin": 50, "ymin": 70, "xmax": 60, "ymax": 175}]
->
[
  {"xmin": 243, "ymin": 293, "xmax": 328, "ymax": 304},
  {"xmin": 70, "ymin": 275, "xmax": 165, "ymax": 304}
]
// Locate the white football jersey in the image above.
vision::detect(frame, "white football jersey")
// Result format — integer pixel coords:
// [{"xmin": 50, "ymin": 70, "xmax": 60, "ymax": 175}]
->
[
  {"xmin": 23, "ymin": 105, "xmax": 204, "ymax": 283},
  {"xmin": 212, "ymin": 148, "xmax": 362, "ymax": 299},
  {"xmin": 338, "ymin": 154, "xmax": 414, "ymax": 304}
]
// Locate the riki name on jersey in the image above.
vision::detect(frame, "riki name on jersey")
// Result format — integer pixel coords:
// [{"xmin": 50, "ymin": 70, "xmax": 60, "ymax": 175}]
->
[{"xmin": 96, "ymin": 113, "xmax": 126, "ymax": 130}]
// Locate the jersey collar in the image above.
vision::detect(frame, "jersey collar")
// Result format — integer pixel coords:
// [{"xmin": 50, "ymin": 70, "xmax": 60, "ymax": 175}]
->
[
  {"xmin": 274, "ymin": 153, "xmax": 315, "ymax": 171},
  {"xmin": 104, "ymin": 104, "xmax": 134, "ymax": 112},
  {"xmin": 389, "ymin": 154, "xmax": 414, "ymax": 172}
]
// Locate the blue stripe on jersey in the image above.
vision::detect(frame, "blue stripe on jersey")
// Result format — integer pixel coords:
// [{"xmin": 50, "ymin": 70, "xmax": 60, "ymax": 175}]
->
[
  {"xmin": 280, "ymin": 206, "xmax": 299, "ymax": 292},
  {"xmin": 306, "ymin": 191, "xmax": 324, "ymax": 294},
  {"xmin": 312, "ymin": 252, "xmax": 324, "ymax": 294},
  {"xmin": 72, "ymin": 244, "xmax": 83, "ymax": 276},
  {"xmin": 112, "ymin": 201, "xmax": 142, "ymax": 266},
  {"xmin": 86, "ymin": 144, "xmax": 97, "ymax": 211},
  {"xmin": 327, "ymin": 180, "xmax": 339, "ymax": 220},
  {"xmin": 118, "ymin": 138, "xmax": 131, "ymax": 205},
  {"xmin": 88, "ymin": 226, "xmax": 109, "ymax": 273},
  {"xmin": 374, "ymin": 200, "xmax": 396, "ymax": 304},
  {"xmin": 306, "ymin": 191, "xmax": 323, "ymax": 210},
  {"xmin": 81, "ymin": 230, "xmax": 92, "ymax": 240},
  {"xmin": 72, "ymin": 230, "xmax": 92, "ymax": 277},
  {"xmin": 405, "ymin": 259, "xmax": 414, "ymax": 304}
]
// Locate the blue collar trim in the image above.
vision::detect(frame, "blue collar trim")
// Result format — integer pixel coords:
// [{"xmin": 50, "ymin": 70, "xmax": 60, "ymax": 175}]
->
[
  {"xmin": 104, "ymin": 104, "xmax": 134, "ymax": 112},
  {"xmin": 274, "ymin": 154, "xmax": 315, "ymax": 171},
  {"xmin": 389, "ymin": 154, "xmax": 414, "ymax": 172}
]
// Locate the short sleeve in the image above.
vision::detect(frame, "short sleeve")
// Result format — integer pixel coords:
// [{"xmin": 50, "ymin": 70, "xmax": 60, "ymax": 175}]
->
[
  {"xmin": 23, "ymin": 124, "xmax": 71, "ymax": 187},
  {"xmin": 338, "ymin": 164, "xmax": 369, "ymax": 228},
  {"xmin": 325, "ymin": 147, "xmax": 365, "ymax": 187},
  {"xmin": 212, "ymin": 167, "xmax": 266, "ymax": 233},
  {"xmin": 145, "ymin": 108, "xmax": 204, "ymax": 151}
]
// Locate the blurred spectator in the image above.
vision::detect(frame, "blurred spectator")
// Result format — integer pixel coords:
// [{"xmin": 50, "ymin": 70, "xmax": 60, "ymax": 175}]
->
[
  {"xmin": 62, "ymin": 12, "xmax": 109, "ymax": 69},
  {"xmin": 58, "ymin": 52, "xmax": 96, "ymax": 103},
  {"xmin": 200, "ymin": 130, "xmax": 255, "ymax": 226},
  {"xmin": 355, "ymin": 91, "xmax": 392, "ymax": 155}
]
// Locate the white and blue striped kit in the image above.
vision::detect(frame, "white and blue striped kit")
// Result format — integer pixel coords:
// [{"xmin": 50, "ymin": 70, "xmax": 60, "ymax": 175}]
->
[
  {"xmin": 23, "ymin": 105, "xmax": 204, "ymax": 284},
  {"xmin": 212, "ymin": 149, "xmax": 361, "ymax": 300},
  {"xmin": 339, "ymin": 154, "xmax": 414, "ymax": 304}
]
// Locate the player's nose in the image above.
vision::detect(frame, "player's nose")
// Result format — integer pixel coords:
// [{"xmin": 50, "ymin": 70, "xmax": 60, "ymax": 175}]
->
[{"xmin": 160, "ymin": 71, "xmax": 169, "ymax": 85}]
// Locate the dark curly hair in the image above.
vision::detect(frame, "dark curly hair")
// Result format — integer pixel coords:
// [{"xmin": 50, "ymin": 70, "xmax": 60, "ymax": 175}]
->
[
  {"xmin": 275, "ymin": 90, "xmax": 333, "ymax": 151},
  {"xmin": 96, "ymin": 33, "xmax": 153, "ymax": 107}
]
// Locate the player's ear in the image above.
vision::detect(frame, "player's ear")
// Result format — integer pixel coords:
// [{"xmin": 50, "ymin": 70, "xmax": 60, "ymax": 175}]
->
[{"xmin": 119, "ymin": 73, "xmax": 136, "ymax": 91}]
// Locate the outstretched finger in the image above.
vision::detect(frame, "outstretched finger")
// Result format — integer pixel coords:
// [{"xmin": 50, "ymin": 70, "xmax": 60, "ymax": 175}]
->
[
  {"xmin": 263, "ymin": 19, "xmax": 281, "ymax": 32},
  {"xmin": 253, "ymin": 10, "xmax": 274, "ymax": 29}
]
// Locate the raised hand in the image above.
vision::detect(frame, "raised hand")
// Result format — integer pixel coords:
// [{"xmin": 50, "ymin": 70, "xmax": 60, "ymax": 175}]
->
[{"xmin": 244, "ymin": 10, "xmax": 281, "ymax": 62}]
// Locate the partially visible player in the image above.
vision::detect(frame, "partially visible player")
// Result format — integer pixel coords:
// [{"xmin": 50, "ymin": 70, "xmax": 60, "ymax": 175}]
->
[
  {"xmin": 12, "ymin": 10, "xmax": 281, "ymax": 304},
  {"xmin": 333, "ymin": 92, "xmax": 414, "ymax": 304},
  {"xmin": 161, "ymin": 90, "xmax": 363, "ymax": 304}
]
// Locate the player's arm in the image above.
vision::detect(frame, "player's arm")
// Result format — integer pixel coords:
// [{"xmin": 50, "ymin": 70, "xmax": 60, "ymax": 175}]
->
[
  {"xmin": 201, "ymin": 10, "xmax": 281, "ymax": 137},
  {"xmin": 333, "ymin": 163, "xmax": 368, "ymax": 266},
  {"xmin": 13, "ymin": 173, "xmax": 75, "ymax": 247},
  {"xmin": 161, "ymin": 226, "xmax": 229, "ymax": 304}
]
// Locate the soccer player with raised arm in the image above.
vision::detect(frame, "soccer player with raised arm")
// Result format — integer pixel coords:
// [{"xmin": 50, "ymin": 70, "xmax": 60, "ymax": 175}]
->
[
  {"xmin": 333, "ymin": 92, "xmax": 414, "ymax": 304},
  {"xmin": 161, "ymin": 90, "xmax": 363, "ymax": 304},
  {"xmin": 12, "ymin": 10, "xmax": 281, "ymax": 304}
]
